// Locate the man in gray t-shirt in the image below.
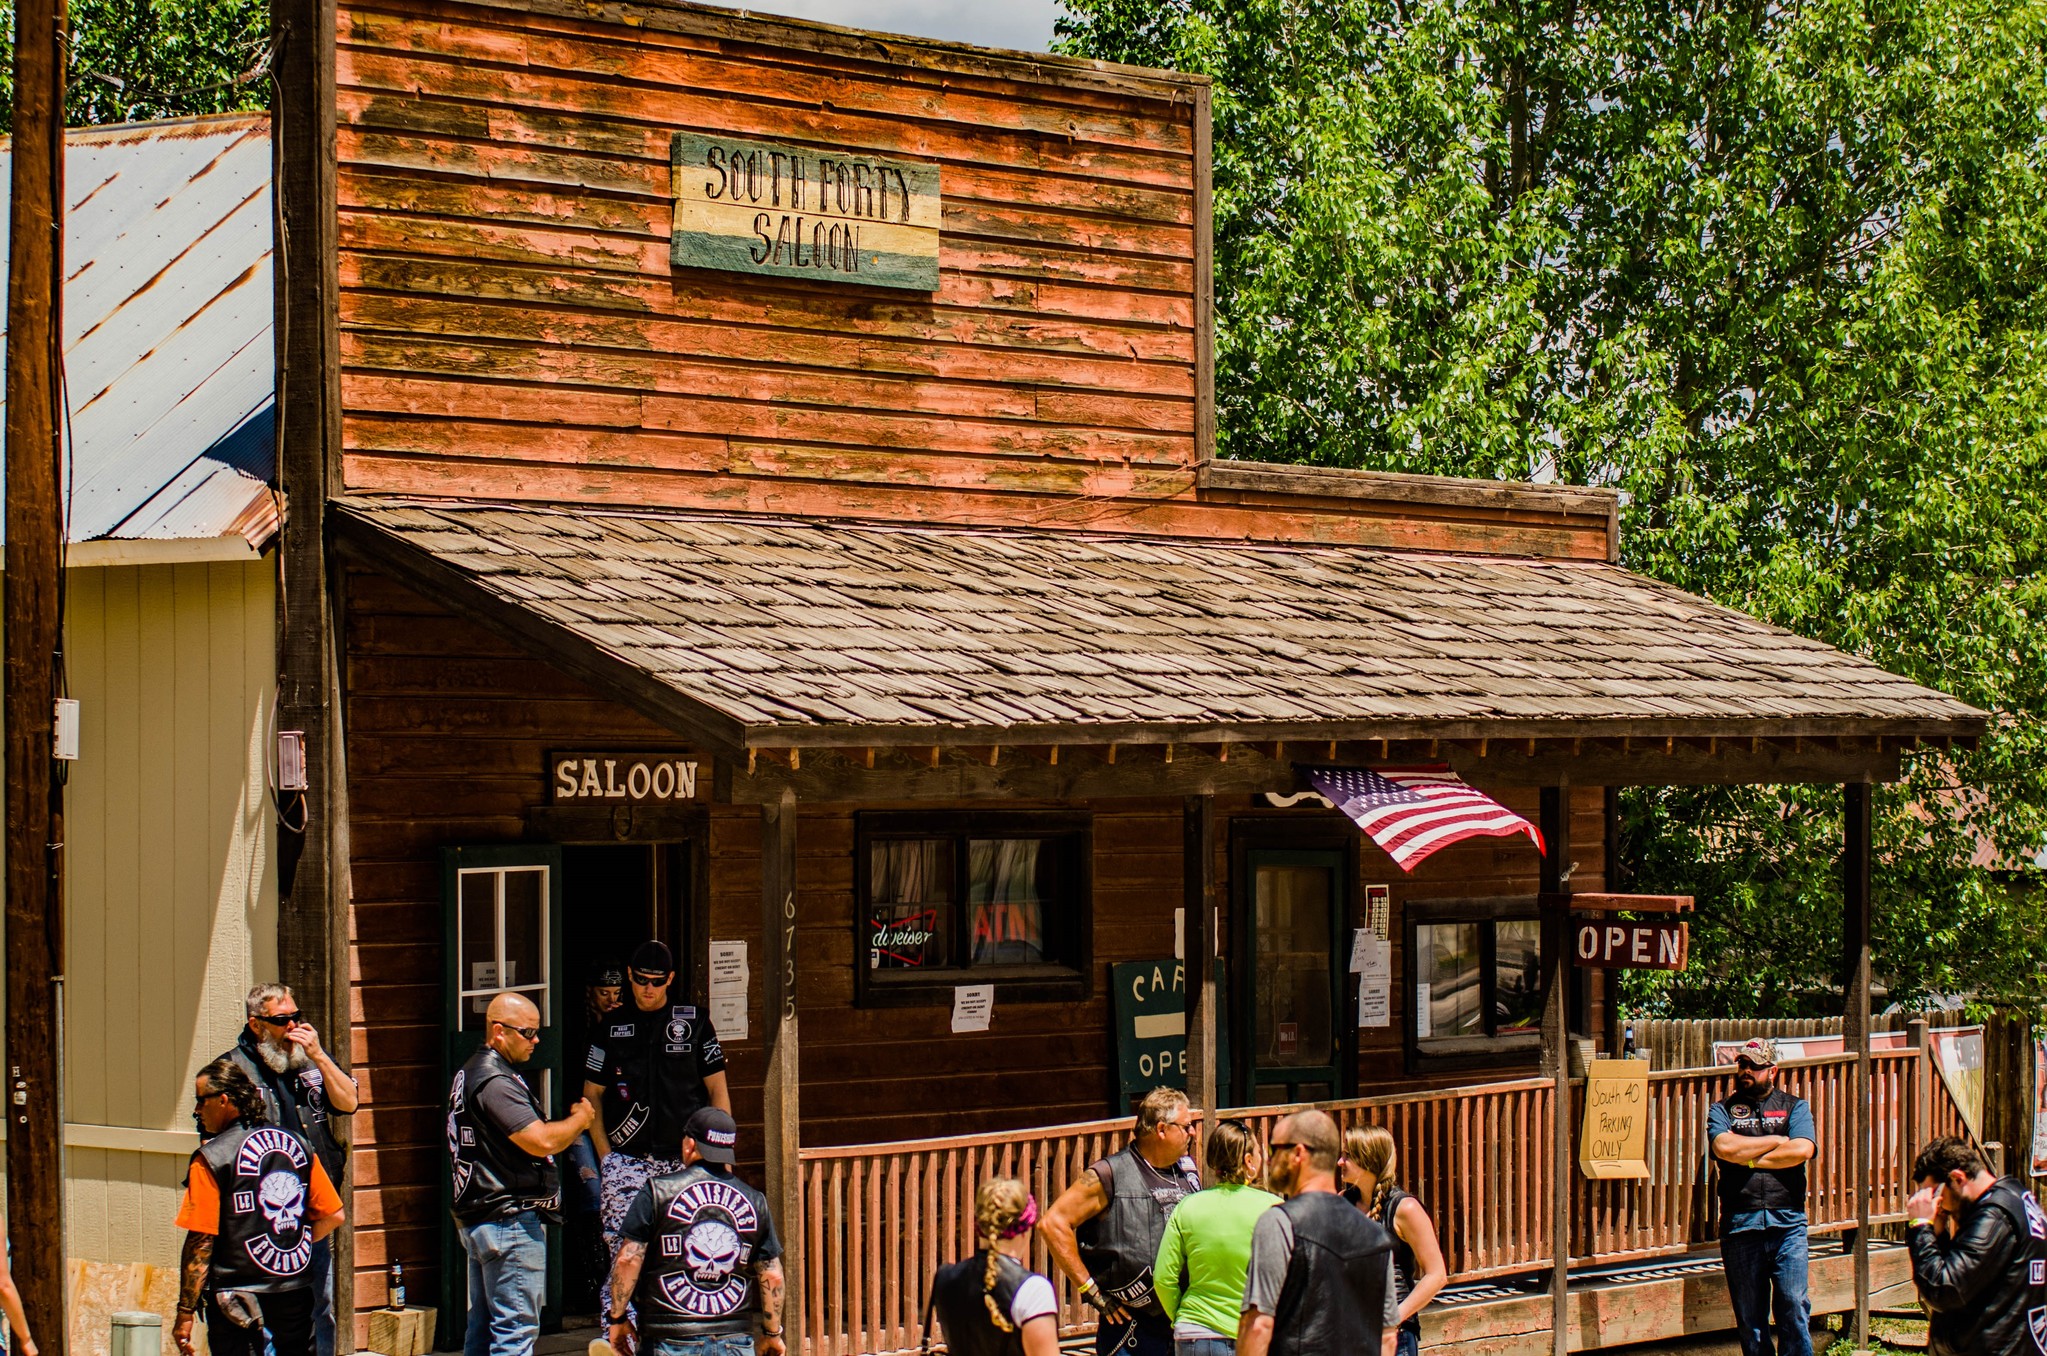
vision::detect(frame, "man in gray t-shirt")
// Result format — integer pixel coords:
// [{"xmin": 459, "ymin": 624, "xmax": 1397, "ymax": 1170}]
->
[{"xmin": 1239, "ymin": 1110, "xmax": 1398, "ymax": 1356}]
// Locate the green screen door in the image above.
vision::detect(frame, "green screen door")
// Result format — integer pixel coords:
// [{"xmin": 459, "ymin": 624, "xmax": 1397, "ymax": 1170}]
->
[{"xmin": 1243, "ymin": 849, "xmax": 1347, "ymax": 1104}]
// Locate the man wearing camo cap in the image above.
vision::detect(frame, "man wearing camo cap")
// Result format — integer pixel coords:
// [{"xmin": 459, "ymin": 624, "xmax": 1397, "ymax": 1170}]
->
[{"xmin": 1709, "ymin": 1038, "xmax": 1818, "ymax": 1356}]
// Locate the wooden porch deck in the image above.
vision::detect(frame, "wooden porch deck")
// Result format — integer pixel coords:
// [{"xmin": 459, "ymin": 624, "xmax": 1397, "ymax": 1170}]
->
[{"xmin": 799, "ymin": 1046, "xmax": 1964, "ymax": 1356}]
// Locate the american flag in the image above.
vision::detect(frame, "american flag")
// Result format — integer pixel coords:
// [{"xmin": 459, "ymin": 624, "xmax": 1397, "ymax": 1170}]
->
[{"xmin": 1306, "ymin": 765, "xmax": 1545, "ymax": 872}]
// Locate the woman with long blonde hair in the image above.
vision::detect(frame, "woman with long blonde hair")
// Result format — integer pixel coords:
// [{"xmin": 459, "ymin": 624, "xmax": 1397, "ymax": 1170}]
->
[
  {"xmin": 930, "ymin": 1177, "xmax": 1061, "ymax": 1356},
  {"xmin": 1340, "ymin": 1126, "xmax": 1446, "ymax": 1356}
]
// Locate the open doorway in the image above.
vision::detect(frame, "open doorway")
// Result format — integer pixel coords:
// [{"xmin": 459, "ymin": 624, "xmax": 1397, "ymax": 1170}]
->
[{"xmin": 558, "ymin": 842, "xmax": 694, "ymax": 1319}]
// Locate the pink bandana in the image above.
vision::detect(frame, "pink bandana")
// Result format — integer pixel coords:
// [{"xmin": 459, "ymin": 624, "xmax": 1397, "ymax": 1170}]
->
[{"xmin": 998, "ymin": 1195, "xmax": 1039, "ymax": 1239}]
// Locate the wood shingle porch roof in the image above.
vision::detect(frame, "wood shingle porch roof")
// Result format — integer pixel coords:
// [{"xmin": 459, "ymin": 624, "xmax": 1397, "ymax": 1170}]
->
[{"xmin": 330, "ymin": 496, "xmax": 1984, "ymax": 761}]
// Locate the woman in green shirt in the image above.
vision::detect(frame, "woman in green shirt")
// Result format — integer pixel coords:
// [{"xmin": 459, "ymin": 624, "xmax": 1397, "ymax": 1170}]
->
[{"xmin": 1153, "ymin": 1119, "xmax": 1280, "ymax": 1355}]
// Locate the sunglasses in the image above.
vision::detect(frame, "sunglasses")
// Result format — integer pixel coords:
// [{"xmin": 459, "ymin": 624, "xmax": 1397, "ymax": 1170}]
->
[
  {"xmin": 1269, "ymin": 1141, "xmax": 1304, "ymax": 1154},
  {"xmin": 254, "ymin": 1011, "xmax": 304, "ymax": 1027},
  {"xmin": 1735, "ymin": 1059, "xmax": 1772, "ymax": 1071},
  {"xmin": 494, "ymin": 1022, "xmax": 541, "ymax": 1041},
  {"xmin": 195, "ymin": 1089, "xmax": 229, "ymax": 1108},
  {"xmin": 628, "ymin": 971, "xmax": 671, "ymax": 986}
]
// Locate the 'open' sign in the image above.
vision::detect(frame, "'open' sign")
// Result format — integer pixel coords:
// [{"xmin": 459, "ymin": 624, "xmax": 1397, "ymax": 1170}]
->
[{"xmin": 1574, "ymin": 919, "xmax": 1688, "ymax": 970}]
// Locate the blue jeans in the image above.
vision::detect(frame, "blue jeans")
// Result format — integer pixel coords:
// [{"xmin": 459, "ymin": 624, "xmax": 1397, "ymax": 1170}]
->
[
  {"xmin": 461, "ymin": 1213, "xmax": 548, "ymax": 1356},
  {"xmin": 1396, "ymin": 1329, "xmax": 1419, "ymax": 1356},
  {"xmin": 645, "ymin": 1338, "xmax": 756, "ymax": 1356},
  {"xmin": 1721, "ymin": 1222, "xmax": 1812, "ymax": 1356},
  {"xmin": 1175, "ymin": 1340, "xmax": 1235, "ymax": 1356},
  {"xmin": 565, "ymin": 1134, "xmax": 603, "ymax": 1216}
]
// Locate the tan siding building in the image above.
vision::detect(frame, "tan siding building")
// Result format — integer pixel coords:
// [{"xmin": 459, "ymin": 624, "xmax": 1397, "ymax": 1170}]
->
[{"xmin": 60, "ymin": 554, "xmax": 277, "ymax": 1271}]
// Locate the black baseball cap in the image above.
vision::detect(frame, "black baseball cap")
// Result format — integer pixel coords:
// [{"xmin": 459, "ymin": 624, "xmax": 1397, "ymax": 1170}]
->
[
  {"xmin": 588, "ymin": 961, "xmax": 625, "ymax": 988},
  {"xmin": 684, "ymin": 1107, "xmax": 739, "ymax": 1163},
  {"xmin": 629, "ymin": 941, "xmax": 674, "ymax": 975}
]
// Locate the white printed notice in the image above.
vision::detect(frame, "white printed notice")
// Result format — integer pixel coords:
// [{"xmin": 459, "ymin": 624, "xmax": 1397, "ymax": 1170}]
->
[
  {"xmin": 951, "ymin": 983, "xmax": 994, "ymax": 1033},
  {"xmin": 709, "ymin": 940, "xmax": 749, "ymax": 1042},
  {"xmin": 1359, "ymin": 974, "xmax": 1390, "ymax": 1028},
  {"xmin": 1357, "ymin": 937, "xmax": 1391, "ymax": 1028},
  {"xmin": 1415, "ymin": 982, "xmax": 1432, "ymax": 1038}
]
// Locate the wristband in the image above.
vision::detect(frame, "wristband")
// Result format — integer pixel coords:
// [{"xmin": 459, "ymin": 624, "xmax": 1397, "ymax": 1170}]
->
[
  {"xmin": 761, "ymin": 1328, "xmax": 785, "ymax": 1337},
  {"xmin": 609, "ymin": 1314, "xmax": 630, "ymax": 1325}
]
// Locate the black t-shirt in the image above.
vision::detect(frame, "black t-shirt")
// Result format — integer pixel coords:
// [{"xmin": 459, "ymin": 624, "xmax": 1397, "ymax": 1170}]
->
[{"xmin": 584, "ymin": 1002, "xmax": 728, "ymax": 1159}]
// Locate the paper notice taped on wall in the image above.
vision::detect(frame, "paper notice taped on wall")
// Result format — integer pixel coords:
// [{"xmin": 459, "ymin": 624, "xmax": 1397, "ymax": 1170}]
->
[
  {"xmin": 951, "ymin": 984, "xmax": 994, "ymax": 1033},
  {"xmin": 1359, "ymin": 975, "xmax": 1390, "ymax": 1028},
  {"xmin": 1416, "ymin": 982, "xmax": 1432, "ymax": 1038},
  {"xmin": 709, "ymin": 940, "xmax": 749, "ymax": 1041},
  {"xmin": 710, "ymin": 993, "xmax": 748, "ymax": 1043},
  {"xmin": 710, "ymin": 940, "xmax": 749, "ymax": 992}
]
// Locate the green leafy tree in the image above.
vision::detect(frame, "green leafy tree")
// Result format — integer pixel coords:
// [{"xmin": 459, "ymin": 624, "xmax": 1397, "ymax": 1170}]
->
[
  {"xmin": 0, "ymin": 0, "xmax": 268, "ymax": 133},
  {"xmin": 1059, "ymin": 0, "xmax": 2047, "ymax": 1013}
]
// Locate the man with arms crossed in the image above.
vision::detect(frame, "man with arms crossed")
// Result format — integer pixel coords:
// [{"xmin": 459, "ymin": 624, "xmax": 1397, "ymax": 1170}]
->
[{"xmin": 1709, "ymin": 1039, "xmax": 1818, "ymax": 1356}]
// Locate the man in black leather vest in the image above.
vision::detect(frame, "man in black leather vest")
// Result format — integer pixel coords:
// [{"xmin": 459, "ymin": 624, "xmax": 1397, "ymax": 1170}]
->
[
  {"xmin": 1238, "ymin": 1109, "xmax": 1397, "ymax": 1356},
  {"xmin": 1039, "ymin": 1088, "xmax": 1204, "ymax": 1356},
  {"xmin": 451, "ymin": 993, "xmax": 599, "ymax": 1356},
  {"xmin": 605, "ymin": 1107, "xmax": 787, "ymax": 1356},
  {"xmin": 1709, "ymin": 1039, "xmax": 1818, "ymax": 1356},
  {"xmin": 172, "ymin": 1058, "xmax": 344, "ymax": 1356},
  {"xmin": 1906, "ymin": 1135, "xmax": 2047, "ymax": 1356},
  {"xmin": 585, "ymin": 941, "xmax": 734, "ymax": 1317},
  {"xmin": 220, "ymin": 982, "xmax": 359, "ymax": 1356}
]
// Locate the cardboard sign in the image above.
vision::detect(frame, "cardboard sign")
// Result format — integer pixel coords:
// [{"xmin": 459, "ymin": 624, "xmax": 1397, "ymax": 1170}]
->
[
  {"xmin": 550, "ymin": 752, "xmax": 699, "ymax": 804},
  {"xmin": 1574, "ymin": 919, "xmax": 1687, "ymax": 970},
  {"xmin": 1580, "ymin": 1058, "xmax": 1652, "ymax": 1179},
  {"xmin": 670, "ymin": 132, "xmax": 941, "ymax": 291}
]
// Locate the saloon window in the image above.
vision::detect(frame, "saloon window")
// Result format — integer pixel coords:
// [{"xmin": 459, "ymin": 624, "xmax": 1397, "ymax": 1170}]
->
[
  {"xmin": 1406, "ymin": 898, "xmax": 1544, "ymax": 1069},
  {"xmin": 857, "ymin": 813, "xmax": 1089, "ymax": 1005}
]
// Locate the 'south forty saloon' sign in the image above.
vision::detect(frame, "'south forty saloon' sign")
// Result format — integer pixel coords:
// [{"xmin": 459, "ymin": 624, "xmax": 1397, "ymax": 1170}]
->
[
  {"xmin": 551, "ymin": 752, "xmax": 700, "ymax": 804},
  {"xmin": 669, "ymin": 132, "xmax": 941, "ymax": 291}
]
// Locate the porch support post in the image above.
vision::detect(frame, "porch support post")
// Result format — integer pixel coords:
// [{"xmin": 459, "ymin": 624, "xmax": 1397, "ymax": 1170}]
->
[
  {"xmin": 1540, "ymin": 784, "xmax": 1572, "ymax": 1356},
  {"xmin": 1843, "ymin": 781, "xmax": 1872, "ymax": 1352},
  {"xmin": 762, "ymin": 791, "xmax": 803, "ymax": 1352},
  {"xmin": 1184, "ymin": 795, "xmax": 1219, "ymax": 1119}
]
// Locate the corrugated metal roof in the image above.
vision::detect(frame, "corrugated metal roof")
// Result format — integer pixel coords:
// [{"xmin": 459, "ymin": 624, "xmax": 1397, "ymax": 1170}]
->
[{"xmin": 0, "ymin": 112, "xmax": 275, "ymax": 545}]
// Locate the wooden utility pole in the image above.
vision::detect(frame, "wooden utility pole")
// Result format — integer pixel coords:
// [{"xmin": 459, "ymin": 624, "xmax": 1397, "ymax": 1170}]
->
[
  {"xmin": 1539, "ymin": 785, "xmax": 1573, "ymax": 1356},
  {"xmin": 1843, "ymin": 781, "xmax": 1872, "ymax": 1354},
  {"xmin": 4, "ymin": 0, "xmax": 69, "ymax": 1343}
]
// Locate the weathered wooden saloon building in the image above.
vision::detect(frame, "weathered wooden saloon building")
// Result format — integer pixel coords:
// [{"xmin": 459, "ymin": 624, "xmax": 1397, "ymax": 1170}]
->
[{"xmin": 265, "ymin": 0, "xmax": 1988, "ymax": 1350}]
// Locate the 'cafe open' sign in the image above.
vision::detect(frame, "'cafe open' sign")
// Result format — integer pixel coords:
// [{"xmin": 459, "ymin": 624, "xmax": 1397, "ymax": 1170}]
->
[{"xmin": 551, "ymin": 752, "xmax": 699, "ymax": 804}]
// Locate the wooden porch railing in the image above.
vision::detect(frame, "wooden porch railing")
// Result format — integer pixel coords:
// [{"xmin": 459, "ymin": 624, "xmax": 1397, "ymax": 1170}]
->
[{"xmin": 798, "ymin": 1045, "xmax": 1969, "ymax": 1356}]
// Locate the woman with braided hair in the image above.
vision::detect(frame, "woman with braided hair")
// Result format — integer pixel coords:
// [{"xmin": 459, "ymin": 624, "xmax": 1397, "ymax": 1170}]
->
[
  {"xmin": 1339, "ymin": 1126, "xmax": 1446, "ymax": 1356},
  {"xmin": 930, "ymin": 1178, "xmax": 1061, "ymax": 1356}
]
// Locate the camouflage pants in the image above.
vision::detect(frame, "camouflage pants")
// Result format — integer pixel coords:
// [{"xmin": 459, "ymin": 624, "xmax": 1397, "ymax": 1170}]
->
[{"xmin": 597, "ymin": 1151, "xmax": 683, "ymax": 1318}]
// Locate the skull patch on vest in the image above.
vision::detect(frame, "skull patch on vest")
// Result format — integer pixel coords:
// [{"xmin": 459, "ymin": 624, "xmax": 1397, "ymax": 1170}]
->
[
  {"xmin": 236, "ymin": 1127, "xmax": 314, "ymax": 1277},
  {"xmin": 658, "ymin": 1177, "xmax": 760, "ymax": 1318}
]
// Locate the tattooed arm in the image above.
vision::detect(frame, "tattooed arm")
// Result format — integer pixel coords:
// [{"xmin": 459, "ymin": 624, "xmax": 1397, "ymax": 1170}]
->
[
  {"xmin": 758, "ymin": 1257, "xmax": 787, "ymax": 1356},
  {"xmin": 607, "ymin": 1240, "xmax": 646, "ymax": 1355},
  {"xmin": 172, "ymin": 1232, "xmax": 213, "ymax": 1356}
]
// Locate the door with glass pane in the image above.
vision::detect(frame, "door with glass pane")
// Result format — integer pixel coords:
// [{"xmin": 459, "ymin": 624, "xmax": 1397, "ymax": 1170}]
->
[
  {"xmin": 439, "ymin": 845, "xmax": 566, "ymax": 1341},
  {"xmin": 1244, "ymin": 849, "xmax": 1347, "ymax": 1104}
]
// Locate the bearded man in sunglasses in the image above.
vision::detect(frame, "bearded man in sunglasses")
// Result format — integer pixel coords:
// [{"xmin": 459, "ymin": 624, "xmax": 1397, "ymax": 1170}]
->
[{"xmin": 218, "ymin": 983, "xmax": 359, "ymax": 1356}]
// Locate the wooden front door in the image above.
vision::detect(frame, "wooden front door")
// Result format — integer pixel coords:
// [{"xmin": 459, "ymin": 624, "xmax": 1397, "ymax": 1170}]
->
[
  {"xmin": 439, "ymin": 845, "xmax": 566, "ymax": 1342},
  {"xmin": 1241, "ymin": 849, "xmax": 1348, "ymax": 1104}
]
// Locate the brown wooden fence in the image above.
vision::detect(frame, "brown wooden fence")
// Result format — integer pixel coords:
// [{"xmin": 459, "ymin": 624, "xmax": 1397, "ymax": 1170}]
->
[
  {"xmin": 1629, "ymin": 1010, "xmax": 1969, "ymax": 1071},
  {"xmin": 798, "ymin": 1046, "xmax": 1971, "ymax": 1356}
]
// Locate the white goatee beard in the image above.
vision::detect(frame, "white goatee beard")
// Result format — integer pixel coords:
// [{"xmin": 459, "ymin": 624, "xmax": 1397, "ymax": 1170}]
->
[{"xmin": 258, "ymin": 1036, "xmax": 311, "ymax": 1074}]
